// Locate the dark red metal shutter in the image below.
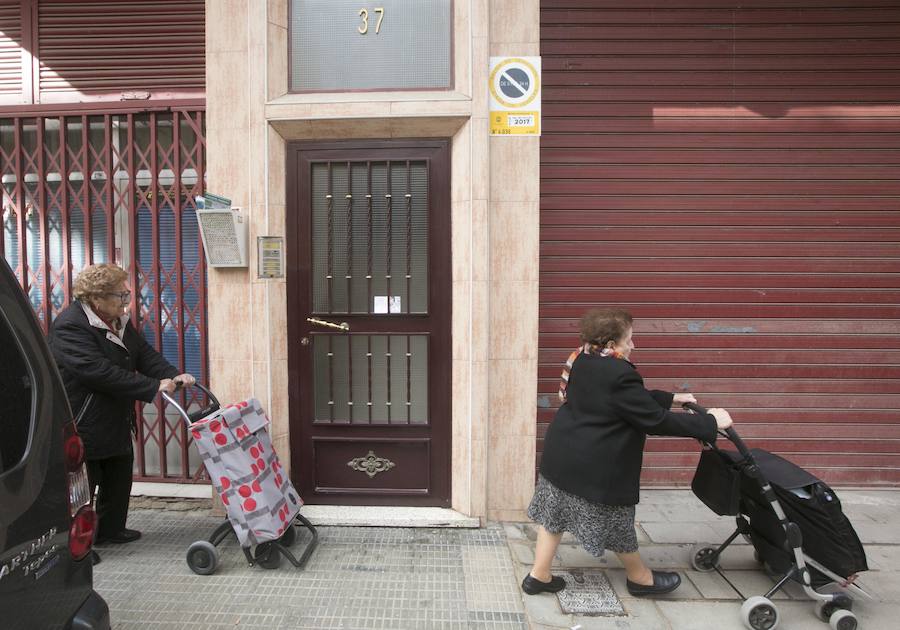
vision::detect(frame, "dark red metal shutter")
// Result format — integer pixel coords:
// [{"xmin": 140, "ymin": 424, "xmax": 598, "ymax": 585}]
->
[
  {"xmin": 0, "ymin": 1, "xmax": 23, "ymax": 101},
  {"xmin": 37, "ymin": 0, "xmax": 205, "ymax": 102},
  {"xmin": 539, "ymin": 1, "xmax": 900, "ymax": 486}
]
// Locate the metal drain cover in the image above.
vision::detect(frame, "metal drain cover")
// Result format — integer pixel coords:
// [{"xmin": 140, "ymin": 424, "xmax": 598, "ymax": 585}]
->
[{"xmin": 555, "ymin": 570, "xmax": 626, "ymax": 616}]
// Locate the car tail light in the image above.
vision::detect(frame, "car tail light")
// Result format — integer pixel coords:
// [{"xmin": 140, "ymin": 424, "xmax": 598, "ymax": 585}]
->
[
  {"xmin": 69, "ymin": 505, "xmax": 96, "ymax": 561},
  {"xmin": 64, "ymin": 420, "xmax": 96, "ymax": 559}
]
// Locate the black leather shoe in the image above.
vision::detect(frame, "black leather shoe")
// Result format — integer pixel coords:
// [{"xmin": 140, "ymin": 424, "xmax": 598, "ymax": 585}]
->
[
  {"xmin": 626, "ymin": 571, "xmax": 681, "ymax": 597},
  {"xmin": 521, "ymin": 573, "xmax": 566, "ymax": 595},
  {"xmin": 96, "ymin": 528, "xmax": 142, "ymax": 545},
  {"xmin": 91, "ymin": 550, "xmax": 101, "ymax": 565}
]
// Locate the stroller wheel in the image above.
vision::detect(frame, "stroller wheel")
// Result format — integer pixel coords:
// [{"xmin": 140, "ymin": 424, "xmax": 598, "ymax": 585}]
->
[
  {"xmin": 255, "ymin": 542, "xmax": 282, "ymax": 569},
  {"xmin": 186, "ymin": 540, "xmax": 220, "ymax": 576},
  {"xmin": 815, "ymin": 589, "xmax": 853, "ymax": 621},
  {"xmin": 689, "ymin": 544, "xmax": 720, "ymax": 572},
  {"xmin": 741, "ymin": 596, "xmax": 779, "ymax": 630},
  {"xmin": 829, "ymin": 609, "xmax": 857, "ymax": 630}
]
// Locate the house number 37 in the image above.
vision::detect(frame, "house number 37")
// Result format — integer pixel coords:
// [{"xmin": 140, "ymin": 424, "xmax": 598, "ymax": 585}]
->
[{"xmin": 358, "ymin": 7, "xmax": 385, "ymax": 34}]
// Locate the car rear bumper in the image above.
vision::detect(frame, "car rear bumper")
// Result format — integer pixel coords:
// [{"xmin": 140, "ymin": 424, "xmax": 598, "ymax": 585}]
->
[{"xmin": 69, "ymin": 590, "xmax": 110, "ymax": 630}]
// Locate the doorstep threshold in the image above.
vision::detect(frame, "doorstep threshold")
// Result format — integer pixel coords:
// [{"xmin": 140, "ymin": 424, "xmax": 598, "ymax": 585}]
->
[
  {"xmin": 300, "ymin": 505, "xmax": 480, "ymax": 528},
  {"xmin": 131, "ymin": 483, "xmax": 480, "ymax": 528}
]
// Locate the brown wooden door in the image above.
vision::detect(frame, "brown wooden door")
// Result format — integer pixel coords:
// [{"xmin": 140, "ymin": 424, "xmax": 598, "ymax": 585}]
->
[{"xmin": 286, "ymin": 139, "xmax": 451, "ymax": 506}]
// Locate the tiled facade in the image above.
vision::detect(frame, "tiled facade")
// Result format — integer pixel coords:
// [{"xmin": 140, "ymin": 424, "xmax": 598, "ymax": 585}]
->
[{"xmin": 206, "ymin": 0, "xmax": 540, "ymax": 521}]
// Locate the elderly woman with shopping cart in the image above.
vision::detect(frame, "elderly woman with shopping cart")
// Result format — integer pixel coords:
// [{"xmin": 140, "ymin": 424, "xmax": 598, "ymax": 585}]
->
[
  {"xmin": 522, "ymin": 308, "xmax": 733, "ymax": 598},
  {"xmin": 49, "ymin": 263, "xmax": 194, "ymax": 562}
]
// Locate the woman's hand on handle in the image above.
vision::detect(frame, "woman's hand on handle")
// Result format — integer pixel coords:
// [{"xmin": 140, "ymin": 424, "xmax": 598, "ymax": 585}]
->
[
  {"xmin": 173, "ymin": 373, "xmax": 196, "ymax": 388},
  {"xmin": 708, "ymin": 408, "xmax": 733, "ymax": 430},
  {"xmin": 158, "ymin": 378, "xmax": 177, "ymax": 393},
  {"xmin": 672, "ymin": 393, "xmax": 697, "ymax": 406}
]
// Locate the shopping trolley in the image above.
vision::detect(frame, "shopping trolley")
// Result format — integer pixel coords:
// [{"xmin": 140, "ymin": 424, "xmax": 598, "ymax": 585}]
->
[{"xmin": 162, "ymin": 383, "xmax": 318, "ymax": 575}]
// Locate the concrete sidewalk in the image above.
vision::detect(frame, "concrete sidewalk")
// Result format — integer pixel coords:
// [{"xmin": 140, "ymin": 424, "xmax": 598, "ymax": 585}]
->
[
  {"xmin": 507, "ymin": 489, "xmax": 899, "ymax": 630},
  {"xmin": 93, "ymin": 489, "xmax": 898, "ymax": 629}
]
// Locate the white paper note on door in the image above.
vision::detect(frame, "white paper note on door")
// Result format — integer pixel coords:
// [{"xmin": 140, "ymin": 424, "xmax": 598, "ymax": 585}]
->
[{"xmin": 374, "ymin": 296, "xmax": 402, "ymax": 313}]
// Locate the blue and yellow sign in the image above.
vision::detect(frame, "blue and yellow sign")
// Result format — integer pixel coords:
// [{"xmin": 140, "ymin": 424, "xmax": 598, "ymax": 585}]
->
[{"xmin": 489, "ymin": 57, "xmax": 541, "ymax": 136}]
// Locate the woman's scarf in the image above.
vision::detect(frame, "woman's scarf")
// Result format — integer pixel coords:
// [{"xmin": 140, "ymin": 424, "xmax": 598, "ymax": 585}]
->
[{"xmin": 557, "ymin": 343, "xmax": 625, "ymax": 402}]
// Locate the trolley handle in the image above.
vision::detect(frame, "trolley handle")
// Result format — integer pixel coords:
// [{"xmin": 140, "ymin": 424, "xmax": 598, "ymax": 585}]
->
[
  {"xmin": 682, "ymin": 402, "xmax": 751, "ymax": 458},
  {"xmin": 161, "ymin": 382, "xmax": 220, "ymax": 425}
]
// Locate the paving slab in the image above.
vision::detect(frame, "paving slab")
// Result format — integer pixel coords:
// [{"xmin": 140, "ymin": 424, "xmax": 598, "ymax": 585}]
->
[{"xmin": 94, "ymin": 510, "xmax": 527, "ymax": 630}]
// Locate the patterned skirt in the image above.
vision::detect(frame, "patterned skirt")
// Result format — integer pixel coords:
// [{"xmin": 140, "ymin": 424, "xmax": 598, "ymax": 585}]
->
[{"xmin": 527, "ymin": 474, "xmax": 638, "ymax": 555}]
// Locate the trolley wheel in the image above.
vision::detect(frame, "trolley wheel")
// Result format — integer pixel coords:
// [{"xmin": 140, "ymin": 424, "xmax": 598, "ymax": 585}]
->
[
  {"xmin": 689, "ymin": 544, "xmax": 719, "ymax": 572},
  {"xmin": 186, "ymin": 540, "xmax": 219, "ymax": 576},
  {"xmin": 829, "ymin": 609, "xmax": 858, "ymax": 630},
  {"xmin": 279, "ymin": 524, "xmax": 297, "ymax": 547},
  {"xmin": 740, "ymin": 596, "xmax": 779, "ymax": 630},
  {"xmin": 254, "ymin": 542, "xmax": 282, "ymax": 570}
]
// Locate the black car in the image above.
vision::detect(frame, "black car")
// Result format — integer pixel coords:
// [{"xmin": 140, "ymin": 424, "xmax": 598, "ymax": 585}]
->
[{"xmin": 0, "ymin": 259, "xmax": 109, "ymax": 630}]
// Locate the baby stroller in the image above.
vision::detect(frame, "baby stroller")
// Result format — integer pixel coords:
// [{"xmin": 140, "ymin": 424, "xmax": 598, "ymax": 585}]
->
[
  {"xmin": 162, "ymin": 383, "xmax": 318, "ymax": 575},
  {"xmin": 685, "ymin": 403, "xmax": 871, "ymax": 630}
]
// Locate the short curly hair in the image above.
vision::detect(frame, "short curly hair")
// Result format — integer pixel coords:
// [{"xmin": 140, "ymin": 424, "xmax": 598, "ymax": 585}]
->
[
  {"xmin": 579, "ymin": 308, "xmax": 634, "ymax": 347},
  {"xmin": 73, "ymin": 263, "xmax": 129, "ymax": 303}
]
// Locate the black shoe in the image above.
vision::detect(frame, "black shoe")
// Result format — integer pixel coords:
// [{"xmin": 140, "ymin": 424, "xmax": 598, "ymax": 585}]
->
[
  {"xmin": 96, "ymin": 528, "xmax": 142, "ymax": 545},
  {"xmin": 626, "ymin": 571, "xmax": 681, "ymax": 597},
  {"xmin": 521, "ymin": 573, "xmax": 566, "ymax": 595}
]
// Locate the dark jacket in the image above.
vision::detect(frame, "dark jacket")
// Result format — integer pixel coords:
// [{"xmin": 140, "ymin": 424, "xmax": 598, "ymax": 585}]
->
[
  {"xmin": 48, "ymin": 302, "xmax": 179, "ymax": 459},
  {"xmin": 540, "ymin": 351, "xmax": 718, "ymax": 506}
]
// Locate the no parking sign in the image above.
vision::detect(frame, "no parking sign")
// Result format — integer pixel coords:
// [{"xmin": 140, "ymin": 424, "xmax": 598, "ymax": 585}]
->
[{"xmin": 489, "ymin": 56, "xmax": 541, "ymax": 136}]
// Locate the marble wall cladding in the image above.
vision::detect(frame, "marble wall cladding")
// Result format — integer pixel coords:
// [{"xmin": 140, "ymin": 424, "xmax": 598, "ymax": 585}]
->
[
  {"xmin": 267, "ymin": 282, "xmax": 289, "ymax": 362},
  {"xmin": 454, "ymin": 0, "xmax": 472, "ymax": 97},
  {"xmin": 268, "ymin": 0, "xmax": 287, "ymax": 29},
  {"xmin": 205, "ymin": 129, "xmax": 251, "ymax": 208},
  {"xmin": 470, "ymin": 119, "xmax": 490, "ymax": 202},
  {"xmin": 490, "ymin": 138, "xmax": 540, "ymax": 202},
  {"xmin": 206, "ymin": 281, "xmax": 253, "ymax": 359},
  {"xmin": 487, "ymin": 359, "xmax": 538, "ymax": 438},
  {"xmin": 484, "ymin": 0, "xmax": 541, "ymax": 518},
  {"xmin": 490, "ymin": 279, "xmax": 539, "ymax": 359},
  {"xmin": 489, "ymin": 201, "xmax": 540, "ymax": 283},
  {"xmin": 206, "ymin": 51, "xmax": 249, "ymax": 131},
  {"xmin": 267, "ymin": 20, "xmax": 288, "ymax": 101},
  {"xmin": 267, "ymin": 129, "xmax": 287, "ymax": 207},
  {"xmin": 210, "ymin": 359, "xmax": 254, "ymax": 412},
  {"xmin": 489, "ymin": 0, "xmax": 539, "ymax": 45},
  {"xmin": 487, "ymin": 434, "xmax": 537, "ymax": 519},
  {"xmin": 451, "ymin": 357, "xmax": 472, "ymax": 514},
  {"xmin": 206, "ymin": 0, "xmax": 249, "ymax": 54},
  {"xmin": 471, "ymin": 36, "xmax": 490, "ymax": 115}
]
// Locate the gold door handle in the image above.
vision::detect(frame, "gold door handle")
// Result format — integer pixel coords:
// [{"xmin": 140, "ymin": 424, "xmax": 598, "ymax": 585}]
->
[{"xmin": 307, "ymin": 317, "xmax": 350, "ymax": 331}]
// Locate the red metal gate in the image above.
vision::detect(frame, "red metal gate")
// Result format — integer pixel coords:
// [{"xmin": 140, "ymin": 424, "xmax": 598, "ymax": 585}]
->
[{"xmin": 0, "ymin": 104, "xmax": 209, "ymax": 482}]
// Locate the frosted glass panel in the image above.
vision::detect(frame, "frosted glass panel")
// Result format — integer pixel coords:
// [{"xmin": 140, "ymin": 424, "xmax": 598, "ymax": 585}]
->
[
  {"xmin": 312, "ymin": 334, "xmax": 428, "ymax": 425},
  {"xmin": 311, "ymin": 160, "xmax": 428, "ymax": 314}
]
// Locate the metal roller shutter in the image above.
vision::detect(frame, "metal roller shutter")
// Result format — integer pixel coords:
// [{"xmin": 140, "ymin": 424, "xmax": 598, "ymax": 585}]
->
[
  {"xmin": 539, "ymin": 0, "xmax": 900, "ymax": 486},
  {"xmin": 0, "ymin": 0, "xmax": 204, "ymax": 105},
  {"xmin": 0, "ymin": 1, "xmax": 23, "ymax": 100}
]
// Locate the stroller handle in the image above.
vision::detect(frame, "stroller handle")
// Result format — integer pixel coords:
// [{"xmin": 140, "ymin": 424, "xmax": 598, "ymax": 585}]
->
[
  {"xmin": 160, "ymin": 382, "xmax": 221, "ymax": 425},
  {"xmin": 682, "ymin": 402, "xmax": 752, "ymax": 458}
]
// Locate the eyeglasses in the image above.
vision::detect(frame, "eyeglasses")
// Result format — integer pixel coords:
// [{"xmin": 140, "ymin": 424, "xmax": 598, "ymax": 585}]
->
[{"xmin": 104, "ymin": 291, "xmax": 132, "ymax": 303}]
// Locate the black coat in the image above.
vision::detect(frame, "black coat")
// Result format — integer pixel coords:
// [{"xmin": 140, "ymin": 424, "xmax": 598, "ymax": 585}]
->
[
  {"xmin": 48, "ymin": 302, "xmax": 179, "ymax": 459},
  {"xmin": 540, "ymin": 351, "xmax": 718, "ymax": 506}
]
